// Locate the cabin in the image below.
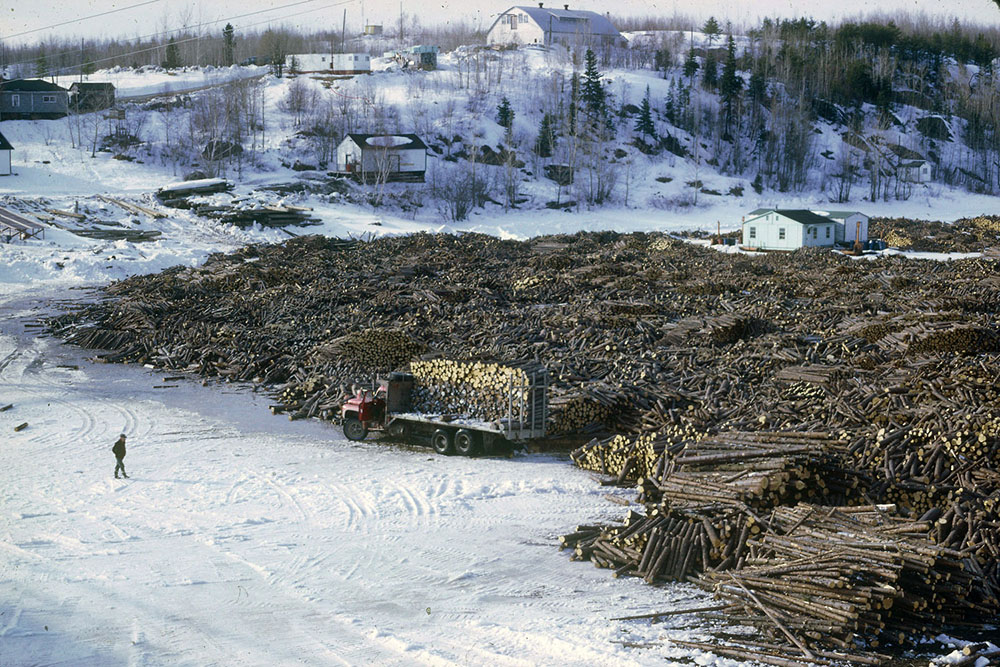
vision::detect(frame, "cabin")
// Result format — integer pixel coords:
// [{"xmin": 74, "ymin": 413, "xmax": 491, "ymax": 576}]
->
[
  {"xmin": 0, "ymin": 79, "xmax": 70, "ymax": 120},
  {"xmin": 742, "ymin": 209, "xmax": 838, "ymax": 251},
  {"xmin": 0, "ymin": 130, "xmax": 12, "ymax": 175},
  {"xmin": 335, "ymin": 134, "xmax": 428, "ymax": 183},
  {"xmin": 486, "ymin": 4, "xmax": 625, "ymax": 48},
  {"xmin": 812, "ymin": 210, "xmax": 869, "ymax": 245},
  {"xmin": 69, "ymin": 82, "xmax": 116, "ymax": 111},
  {"xmin": 898, "ymin": 159, "xmax": 932, "ymax": 183},
  {"xmin": 286, "ymin": 53, "xmax": 371, "ymax": 75},
  {"xmin": 364, "ymin": 24, "xmax": 383, "ymax": 36}
]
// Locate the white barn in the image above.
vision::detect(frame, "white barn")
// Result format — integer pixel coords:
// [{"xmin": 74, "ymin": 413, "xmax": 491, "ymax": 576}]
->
[
  {"xmin": 742, "ymin": 209, "xmax": 838, "ymax": 251},
  {"xmin": 287, "ymin": 53, "xmax": 371, "ymax": 75},
  {"xmin": 812, "ymin": 210, "xmax": 869, "ymax": 245},
  {"xmin": 0, "ymin": 130, "xmax": 11, "ymax": 176},
  {"xmin": 486, "ymin": 5, "xmax": 625, "ymax": 48},
  {"xmin": 335, "ymin": 134, "xmax": 428, "ymax": 183}
]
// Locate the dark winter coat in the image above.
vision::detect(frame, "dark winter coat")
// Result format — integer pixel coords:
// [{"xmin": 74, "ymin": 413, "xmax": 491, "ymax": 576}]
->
[{"xmin": 112, "ymin": 437, "xmax": 126, "ymax": 460}]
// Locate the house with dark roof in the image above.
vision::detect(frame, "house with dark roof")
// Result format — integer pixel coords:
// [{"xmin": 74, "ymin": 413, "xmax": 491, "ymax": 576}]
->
[
  {"xmin": 486, "ymin": 4, "xmax": 625, "ymax": 48},
  {"xmin": 0, "ymin": 129, "xmax": 13, "ymax": 175},
  {"xmin": 741, "ymin": 209, "xmax": 838, "ymax": 250},
  {"xmin": 0, "ymin": 79, "xmax": 69, "ymax": 119},
  {"xmin": 69, "ymin": 82, "xmax": 116, "ymax": 111},
  {"xmin": 334, "ymin": 134, "xmax": 428, "ymax": 182}
]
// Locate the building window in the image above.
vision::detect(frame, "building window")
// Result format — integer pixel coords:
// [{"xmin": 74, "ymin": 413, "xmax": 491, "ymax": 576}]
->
[
  {"xmin": 11, "ymin": 94, "xmax": 19, "ymax": 108},
  {"xmin": 749, "ymin": 227, "xmax": 756, "ymax": 239},
  {"xmin": 826, "ymin": 226, "xmax": 831, "ymax": 238},
  {"xmin": 811, "ymin": 227, "xmax": 817, "ymax": 239},
  {"xmin": 778, "ymin": 227, "xmax": 786, "ymax": 240},
  {"xmin": 42, "ymin": 95, "xmax": 56, "ymax": 103}
]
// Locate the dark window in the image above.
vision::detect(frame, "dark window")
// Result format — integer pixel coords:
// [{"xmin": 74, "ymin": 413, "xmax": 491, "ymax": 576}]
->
[
  {"xmin": 749, "ymin": 227, "xmax": 756, "ymax": 239},
  {"xmin": 778, "ymin": 228, "xmax": 786, "ymax": 240}
]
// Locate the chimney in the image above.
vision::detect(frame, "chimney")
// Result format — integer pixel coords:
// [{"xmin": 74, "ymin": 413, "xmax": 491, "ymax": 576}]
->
[
  {"xmin": 564, "ymin": 4, "xmax": 569, "ymax": 9},
  {"xmin": 538, "ymin": 2, "xmax": 543, "ymax": 7}
]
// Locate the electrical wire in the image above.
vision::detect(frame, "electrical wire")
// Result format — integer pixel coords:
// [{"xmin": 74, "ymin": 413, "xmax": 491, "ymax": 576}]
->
[
  {"xmin": 3, "ymin": 0, "xmax": 166, "ymax": 40},
  {"xmin": 1, "ymin": 0, "xmax": 360, "ymax": 84}
]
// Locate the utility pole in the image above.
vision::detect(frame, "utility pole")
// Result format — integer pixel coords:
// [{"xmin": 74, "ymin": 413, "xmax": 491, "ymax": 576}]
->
[
  {"xmin": 342, "ymin": 8, "xmax": 347, "ymax": 53},
  {"xmin": 399, "ymin": 1, "xmax": 404, "ymax": 43},
  {"xmin": 79, "ymin": 37, "xmax": 84, "ymax": 83}
]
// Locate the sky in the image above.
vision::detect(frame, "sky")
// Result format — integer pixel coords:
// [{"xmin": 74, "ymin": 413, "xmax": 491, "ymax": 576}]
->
[{"xmin": 0, "ymin": 0, "xmax": 998, "ymax": 45}]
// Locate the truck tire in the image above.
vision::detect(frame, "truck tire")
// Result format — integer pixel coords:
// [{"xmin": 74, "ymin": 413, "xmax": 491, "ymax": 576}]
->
[
  {"xmin": 431, "ymin": 429, "xmax": 454, "ymax": 455},
  {"xmin": 343, "ymin": 416, "xmax": 368, "ymax": 441},
  {"xmin": 454, "ymin": 429, "xmax": 479, "ymax": 456}
]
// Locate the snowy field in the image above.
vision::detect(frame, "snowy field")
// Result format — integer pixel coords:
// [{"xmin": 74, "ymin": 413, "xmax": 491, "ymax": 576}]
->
[{"xmin": 2, "ymin": 57, "xmax": 998, "ymax": 665}]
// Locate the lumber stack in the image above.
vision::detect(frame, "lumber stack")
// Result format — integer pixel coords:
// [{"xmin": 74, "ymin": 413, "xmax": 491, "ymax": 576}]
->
[
  {"xmin": 408, "ymin": 358, "xmax": 545, "ymax": 423},
  {"xmin": 548, "ymin": 383, "xmax": 627, "ymax": 435}
]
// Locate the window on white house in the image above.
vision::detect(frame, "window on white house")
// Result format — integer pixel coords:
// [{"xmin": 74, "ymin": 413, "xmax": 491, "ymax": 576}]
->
[
  {"xmin": 749, "ymin": 227, "xmax": 756, "ymax": 239},
  {"xmin": 826, "ymin": 227, "xmax": 831, "ymax": 238},
  {"xmin": 779, "ymin": 228, "xmax": 786, "ymax": 240}
]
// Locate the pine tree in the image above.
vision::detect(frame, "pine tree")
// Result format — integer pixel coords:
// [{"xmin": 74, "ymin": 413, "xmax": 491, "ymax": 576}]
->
[
  {"xmin": 634, "ymin": 86, "xmax": 656, "ymax": 140},
  {"xmin": 748, "ymin": 67, "xmax": 766, "ymax": 105},
  {"xmin": 665, "ymin": 81, "xmax": 676, "ymax": 126},
  {"xmin": 703, "ymin": 17, "xmax": 721, "ymax": 46},
  {"xmin": 164, "ymin": 37, "xmax": 182, "ymax": 69},
  {"xmin": 535, "ymin": 113, "xmax": 555, "ymax": 157},
  {"xmin": 35, "ymin": 52, "xmax": 48, "ymax": 78},
  {"xmin": 719, "ymin": 34, "xmax": 742, "ymax": 138},
  {"xmin": 568, "ymin": 72, "xmax": 580, "ymax": 136},
  {"xmin": 581, "ymin": 48, "xmax": 605, "ymax": 116},
  {"xmin": 702, "ymin": 52, "xmax": 718, "ymax": 90},
  {"xmin": 223, "ymin": 23, "xmax": 236, "ymax": 66},
  {"xmin": 496, "ymin": 96, "xmax": 515, "ymax": 131},
  {"xmin": 683, "ymin": 46, "xmax": 698, "ymax": 79}
]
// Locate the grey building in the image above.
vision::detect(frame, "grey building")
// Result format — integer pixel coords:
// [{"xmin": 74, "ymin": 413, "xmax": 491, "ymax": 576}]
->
[
  {"xmin": 487, "ymin": 5, "xmax": 625, "ymax": 48},
  {"xmin": 0, "ymin": 130, "xmax": 12, "ymax": 175},
  {"xmin": 0, "ymin": 79, "xmax": 70, "ymax": 120},
  {"xmin": 69, "ymin": 82, "xmax": 116, "ymax": 111}
]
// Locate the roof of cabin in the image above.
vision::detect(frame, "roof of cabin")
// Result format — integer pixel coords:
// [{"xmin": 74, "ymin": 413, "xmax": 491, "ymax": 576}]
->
[
  {"xmin": 0, "ymin": 130, "xmax": 13, "ymax": 151},
  {"xmin": 69, "ymin": 82, "xmax": 115, "ymax": 91},
  {"xmin": 346, "ymin": 134, "xmax": 428, "ymax": 151},
  {"xmin": 0, "ymin": 79, "xmax": 68, "ymax": 92},
  {"xmin": 491, "ymin": 6, "xmax": 622, "ymax": 37}
]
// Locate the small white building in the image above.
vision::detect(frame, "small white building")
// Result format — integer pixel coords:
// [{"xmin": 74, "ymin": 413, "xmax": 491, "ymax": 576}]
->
[
  {"xmin": 486, "ymin": 4, "xmax": 625, "ymax": 48},
  {"xmin": 0, "ymin": 130, "xmax": 12, "ymax": 175},
  {"xmin": 899, "ymin": 159, "xmax": 932, "ymax": 183},
  {"xmin": 812, "ymin": 210, "xmax": 869, "ymax": 245},
  {"xmin": 335, "ymin": 134, "xmax": 428, "ymax": 183},
  {"xmin": 742, "ymin": 209, "xmax": 838, "ymax": 251},
  {"xmin": 286, "ymin": 53, "xmax": 371, "ymax": 75}
]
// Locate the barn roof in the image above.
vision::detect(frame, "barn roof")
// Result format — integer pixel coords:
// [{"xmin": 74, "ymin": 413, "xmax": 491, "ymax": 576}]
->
[
  {"xmin": 0, "ymin": 79, "xmax": 68, "ymax": 92},
  {"xmin": 494, "ymin": 6, "xmax": 622, "ymax": 38},
  {"xmin": 0, "ymin": 130, "xmax": 13, "ymax": 151},
  {"xmin": 347, "ymin": 134, "xmax": 428, "ymax": 151}
]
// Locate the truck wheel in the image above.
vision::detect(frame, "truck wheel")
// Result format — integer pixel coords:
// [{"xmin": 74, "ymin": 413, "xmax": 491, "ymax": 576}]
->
[
  {"xmin": 431, "ymin": 429, "xmax": 454, "ymax": 455},
  {"xmin": 343, "ymin": 416, "xmax": 368, "ymax": 441},
  {"xmin": 454, "ymin": 429, "xmax": 479, "ymax": 456}
]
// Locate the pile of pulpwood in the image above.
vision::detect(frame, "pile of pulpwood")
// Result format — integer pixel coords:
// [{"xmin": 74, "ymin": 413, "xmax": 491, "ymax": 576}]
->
[{"xmin": 44, "ymin": 231, "xmax": 999, "ymax": 660}]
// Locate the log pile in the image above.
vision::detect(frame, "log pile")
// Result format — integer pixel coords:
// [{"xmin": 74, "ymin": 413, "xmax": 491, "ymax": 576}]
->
[{"xmin": 408, "ymin": 358, "xmax": 546, "ymax": 422}]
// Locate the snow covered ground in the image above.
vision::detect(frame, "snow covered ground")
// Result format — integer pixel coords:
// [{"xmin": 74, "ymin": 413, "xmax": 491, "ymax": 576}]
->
[{"xmin": 2, "ymin": 57, "xmax": 998, "ymax": 665}]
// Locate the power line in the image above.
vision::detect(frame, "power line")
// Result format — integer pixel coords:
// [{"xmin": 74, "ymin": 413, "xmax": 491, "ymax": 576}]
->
[
  {"xmin": 4, "ymin": 0, "xmax": 167, "ymax": 40},
  {"xmin": 3, "ymin": 0, "xmax": 349, "ymax": 74},
  {"xmin": 2, "ymin": 0, "xmax": 360, "ymax": 84}
]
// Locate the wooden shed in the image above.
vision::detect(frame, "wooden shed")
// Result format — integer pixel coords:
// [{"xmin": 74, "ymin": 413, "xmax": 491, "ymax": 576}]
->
[
  {"xmin": 335, "ymin": 134, "xmax": 428, "ymax": 183},
  {"xmin": 0, "ymin": 130, "xmax": 12, "ymax": 176},
  {"xmin": 742, "ymin": 209, "xmax": 837, "ymax": 251}
]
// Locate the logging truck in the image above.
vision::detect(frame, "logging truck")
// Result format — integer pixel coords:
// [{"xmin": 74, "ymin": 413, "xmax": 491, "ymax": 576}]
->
[{"xmin": 340, "ymin": 369, "xmax": 548, "ymax": 455}]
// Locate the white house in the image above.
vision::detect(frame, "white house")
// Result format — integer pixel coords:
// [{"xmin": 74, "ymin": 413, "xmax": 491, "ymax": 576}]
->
[
  {"xmin": 899, "ymin": 159, "xmax": 932, "ymax": 183},
  {"xmin": 0, "ymin": 130, "xmax": 12, "ymax": 176},
  {"xmin": 286, "ymin": 53, "xmax": 371, "ymax": 75},
  {"xmin": 335, "ymin": 134, "xmax": 428, "ymax": 182},
  {"xmin": 812, "ymin": 210, "xmax": 869, "ymax": 245},
  {"xmin": 486, "ymin": 4, "xmax": 625, "ymax": 48},
  {"xmin": 742, "ymin": 209, "xmax": 838, "ymax": 251}
]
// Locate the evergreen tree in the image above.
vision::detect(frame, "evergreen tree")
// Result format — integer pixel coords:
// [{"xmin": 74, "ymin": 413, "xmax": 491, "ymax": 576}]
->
[
  {"xmin": 568, "ymin": 72, "xmax": 580, "ymax": 136},
  {"xmin": 164, "ymin": 37, "xmax": 182, "ymax": 69},
  {"xmin": 634, "ymin": 86, "xmax": 656, "ymax": 140},
  {"xmin": 35, "ymin": 52, "xmax": 48, "ymax": 78},
  {"xmin": 747, "ymin": 67, "xmax": 767, "ymax": 105},
  {"xmin": 223, "ymin": 23, "xmax": 236, "ymax": 66},
  {"xmin": 702, "ymin": 51, "xmax": 718, "ymax": 90},
  {"xmin": 535, "ymin": 113, "xmax": 555, "ymax": 157},
  {"xmin": 665, "ymin": 81, "xmax": 676, "ymax": 125},
  {"xmin": 703, "ymin": 17, "xmax": 721, "ymax": 46},
  {"xmin": 719, "ymin": 34, "xmax": 742, "ymax": 138},
  {"xmin": 581, "ymin": 48, "xmax": 605, "ymax": 116},
  {"xmin": 683, "ymin": 46, "xmax": 699, "ymax": 79},
  {"xmin": 496, "ymin": 96, "xmax": 515, "ymax": 131}
]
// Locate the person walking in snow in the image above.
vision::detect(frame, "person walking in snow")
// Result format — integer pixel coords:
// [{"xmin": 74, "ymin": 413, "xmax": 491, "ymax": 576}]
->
[{"xmin": 112, "ymin": 434, "xmax": 129, "ymax": 479}]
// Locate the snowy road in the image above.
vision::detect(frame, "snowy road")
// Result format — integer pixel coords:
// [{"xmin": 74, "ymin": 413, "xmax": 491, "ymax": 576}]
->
[{"xmin": 0, "ymin": 292, "xmax": 720, "ymax": 666}]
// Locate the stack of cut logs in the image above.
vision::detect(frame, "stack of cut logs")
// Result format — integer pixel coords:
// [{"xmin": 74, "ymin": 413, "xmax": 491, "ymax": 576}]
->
[
  {"xmin": 548, "ymin": 383, "xmax": 627, "ymax": 435},
  {"xmin": 408, "ymin": 358, "xmax": 545, "ymax": 422},
  {"xmin": 329, "ymin": 330, "xmax": 426, "ymax": 370}
]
